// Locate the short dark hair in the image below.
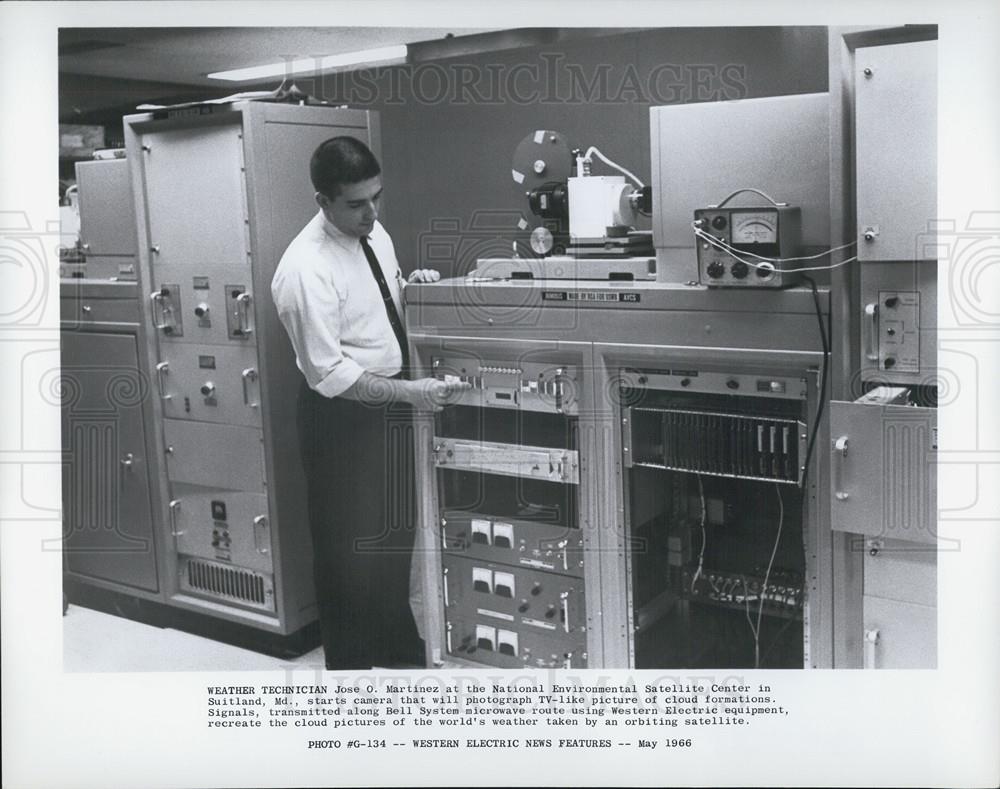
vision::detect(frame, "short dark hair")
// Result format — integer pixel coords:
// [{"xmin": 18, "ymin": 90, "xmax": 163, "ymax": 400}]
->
[{"xmin": 310, "ymin": 136, "xmax": 381, "ymax": 199}]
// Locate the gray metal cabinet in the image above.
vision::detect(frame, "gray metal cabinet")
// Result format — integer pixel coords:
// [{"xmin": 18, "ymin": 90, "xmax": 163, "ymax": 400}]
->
[
  {"xmin": 61, "ymin": 282, "xmax": 160, "ymax": 593},
  {"xmin": 829, "ymin": 27, "xmax": 940, "ymax": 669},
  {"xmin": 76, "ymin": 158, "xmax": 139, "ymax": 280},
  {"xmin": 855, "ymin": 39, "xmax": 937, "ymax": 261},
  {"xmin": 861, "ymin": 539, "xmax": 936, "ymax": 669},
  {"xmin": 125, "ymin": 102, "xmax": 381, "ymax": 635}
]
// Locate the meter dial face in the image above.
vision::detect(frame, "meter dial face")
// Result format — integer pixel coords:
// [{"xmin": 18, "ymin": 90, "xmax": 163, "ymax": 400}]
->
[{"xmin": 732, "ymin": 211, "xmax": 778, "ymax": 244}]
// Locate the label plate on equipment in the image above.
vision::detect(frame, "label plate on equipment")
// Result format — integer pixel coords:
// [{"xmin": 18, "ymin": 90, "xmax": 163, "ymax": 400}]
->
[{"xmin": 542, "ymin": 291, "xmax": 641, "ymax": 303}]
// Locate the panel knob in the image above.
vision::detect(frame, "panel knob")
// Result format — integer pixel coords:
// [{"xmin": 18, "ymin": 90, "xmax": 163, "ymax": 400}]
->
[{"xmin": 200, "ymin": 382, "xmax": 216, "ymax": 396}]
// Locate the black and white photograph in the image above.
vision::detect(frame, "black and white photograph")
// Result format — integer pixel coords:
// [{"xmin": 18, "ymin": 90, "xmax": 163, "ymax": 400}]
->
[{"xmin": 2, "ymin": 2, "xmax": 998, "ymax": 787}]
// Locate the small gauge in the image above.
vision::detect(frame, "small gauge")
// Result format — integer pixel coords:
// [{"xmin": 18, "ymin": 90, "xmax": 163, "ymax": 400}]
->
[
  {"xmin": 530, "ymin": 226, "xmax": 555, "ymax": 255},
  {"xmin": 732, "ymin": 211, "xmax": 778, "ymax": 244}
]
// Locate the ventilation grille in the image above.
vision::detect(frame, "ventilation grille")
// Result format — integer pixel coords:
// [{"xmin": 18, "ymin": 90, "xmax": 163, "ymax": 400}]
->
[
  {"xmin": 884, "ymin": 418, "xmax": 934, "ymax": 534},
  {"xmin": 179, "ymin": 557, "xmax": 274, "ymax": 611},
  {"xmin": 69, "ymin": 420, "xmax": 117, "ymax": 533}
]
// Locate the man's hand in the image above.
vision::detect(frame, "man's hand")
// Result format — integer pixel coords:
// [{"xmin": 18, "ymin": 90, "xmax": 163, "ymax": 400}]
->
[
  {"xmin": 407, "ymin": 377, "xmax": 471, "ymax": 412},
  {"xmin": 407, "ymin": 269, "xmax": 441, "ymax": 284}
]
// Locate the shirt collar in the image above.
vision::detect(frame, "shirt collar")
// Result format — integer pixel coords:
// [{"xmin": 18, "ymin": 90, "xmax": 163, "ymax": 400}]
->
[{"xmin": 318, "ymin": 210, "xmax": 363, "ymax": 250}]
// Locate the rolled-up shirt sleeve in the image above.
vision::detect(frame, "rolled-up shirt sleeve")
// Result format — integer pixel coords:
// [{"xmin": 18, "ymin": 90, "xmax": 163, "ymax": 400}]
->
[{"xmin": 272, "ymin": 267, "xmax": 366, "ymax": 398}]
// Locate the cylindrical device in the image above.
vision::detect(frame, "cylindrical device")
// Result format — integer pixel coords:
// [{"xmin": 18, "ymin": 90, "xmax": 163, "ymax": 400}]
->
[
  {"xmin": 528, "ymin": 183, "xmax": 569, "ymax": 219},
  {"xmin": 529, "ymin": 226, "xmax": 555, "ymax": 256}
]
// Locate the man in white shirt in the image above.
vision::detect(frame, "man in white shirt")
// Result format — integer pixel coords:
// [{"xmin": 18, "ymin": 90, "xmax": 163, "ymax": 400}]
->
[{"xmin": 271, "ymin": 136, "xmax": 468, "ymax": 670}]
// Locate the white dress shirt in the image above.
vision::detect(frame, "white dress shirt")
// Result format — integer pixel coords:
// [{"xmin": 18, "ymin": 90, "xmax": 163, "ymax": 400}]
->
[{"xmin": 271, "ymin": 210, "xmax": 406, "ymax": 398}]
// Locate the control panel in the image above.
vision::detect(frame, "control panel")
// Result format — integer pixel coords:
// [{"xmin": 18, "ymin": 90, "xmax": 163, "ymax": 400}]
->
[
  {"xmin": 694, "ymin": 206, "xmax": 802, "ymax": 288},
  {"xmin": 431, "ymin": 356, "xmax": 579, "ymax": 415},
  {"xmin": 431, "ymin": 354, "xmax": 587, "ymax": 668},
  {"xmin": 442, "ymin": 554, "xmax": 587, "ymax": 668},
  {"xmin": 441, "ymin": 511, "xmax": 584, "ymax": 577},
  {"xmin": 866, "ymin": 290, "xmax": 921, "ymax": 374}
]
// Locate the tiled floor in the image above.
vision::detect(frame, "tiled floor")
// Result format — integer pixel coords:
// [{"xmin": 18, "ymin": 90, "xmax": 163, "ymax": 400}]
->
[{"xmin": 63, "ymin": 603, "xmax": 326, "ymax": 672}]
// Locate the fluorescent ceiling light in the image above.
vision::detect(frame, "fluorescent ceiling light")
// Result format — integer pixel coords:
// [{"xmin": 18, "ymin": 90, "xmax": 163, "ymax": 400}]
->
[{"xmin": 207, "ymin": 44, "xmax": 408, "ymax": 81}]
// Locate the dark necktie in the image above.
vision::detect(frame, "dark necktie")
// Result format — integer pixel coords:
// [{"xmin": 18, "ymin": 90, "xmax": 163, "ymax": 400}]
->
[{"xmin": 360, "ymin": 235, "xmax": 410, "ymax": 374}]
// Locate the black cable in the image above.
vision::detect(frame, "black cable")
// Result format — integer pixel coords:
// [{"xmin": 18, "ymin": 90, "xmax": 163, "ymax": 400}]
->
[{"xmin": 799, "ymin": 275, "xmax": 829, "ymax": 492}]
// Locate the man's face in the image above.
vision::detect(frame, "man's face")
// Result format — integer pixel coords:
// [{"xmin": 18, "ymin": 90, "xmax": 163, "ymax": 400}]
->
[{"xmin": 316, "ymin": 176, "xmax": 382, "ymax": 238}]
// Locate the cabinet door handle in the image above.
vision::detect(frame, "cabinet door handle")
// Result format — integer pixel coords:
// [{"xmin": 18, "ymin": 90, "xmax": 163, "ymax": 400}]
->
[
  {"xmin": 864, "ymin": 628, "xmax": 880, "ymax": 669},
  {"xmin": 155, "ymin": 361, "xmax": 171, "ymax": 400},
  {"xmin": 560, "ymin": 591, "xmax": 570, "ymax": 633},
  {"xmin": 442, "ymin": 567, "xmax": 450, "ymax": 607},
  {"xmin": 253, "ymin": 515, "xmax": 270, "ymax": 555},
  {"xmin": 833, "ymin": 435, "xmax": 850, "ymax": 501},
  {"xmin": 241, "ymin": 368, "xmax": 259, "ymax": 407},
  {"xmin": 150, "ymin": 291, "xmax": 169, "ymax": 330},
  {"xmin": 864, "ymin": 302, "xmax": 879, "ymax": 361},
  {"xmin": 168, "ymin": 499, "xmax": 184, "ymax": 537},
  {"xmin": 236, "ymin": 292, "xmax": 254, "ymax": 336}
]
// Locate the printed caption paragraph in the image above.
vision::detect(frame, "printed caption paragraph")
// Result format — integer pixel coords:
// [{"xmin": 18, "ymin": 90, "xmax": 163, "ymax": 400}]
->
[{"xmin": 206, "ymin": 679, "xmax": 790, "ymax": 750}]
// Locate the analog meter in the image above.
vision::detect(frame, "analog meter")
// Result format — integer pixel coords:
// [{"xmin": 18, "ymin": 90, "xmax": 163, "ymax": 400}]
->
[
  {"xmin": 693, "ymin": 203, "xmax": 802, "ymax": 288},
  {"xmin": 732, "ymin": 211, "xmax": 778, "ymax": 244}
]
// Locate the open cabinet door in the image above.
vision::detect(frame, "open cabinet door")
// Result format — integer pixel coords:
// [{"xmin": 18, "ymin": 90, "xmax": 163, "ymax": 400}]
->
[
  {"xmin": 830, "ymin": 398, "xmax": 936, "ymax": 544},
  {"xmin": 830, "ymin": 396, "xmax": 937, "ymax": 668}
]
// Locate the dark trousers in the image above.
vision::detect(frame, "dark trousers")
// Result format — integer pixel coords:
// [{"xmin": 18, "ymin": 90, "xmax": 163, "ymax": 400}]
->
[{"xmin": 297, "ymin": 380, "xmax": 422, "ymax": 669}]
